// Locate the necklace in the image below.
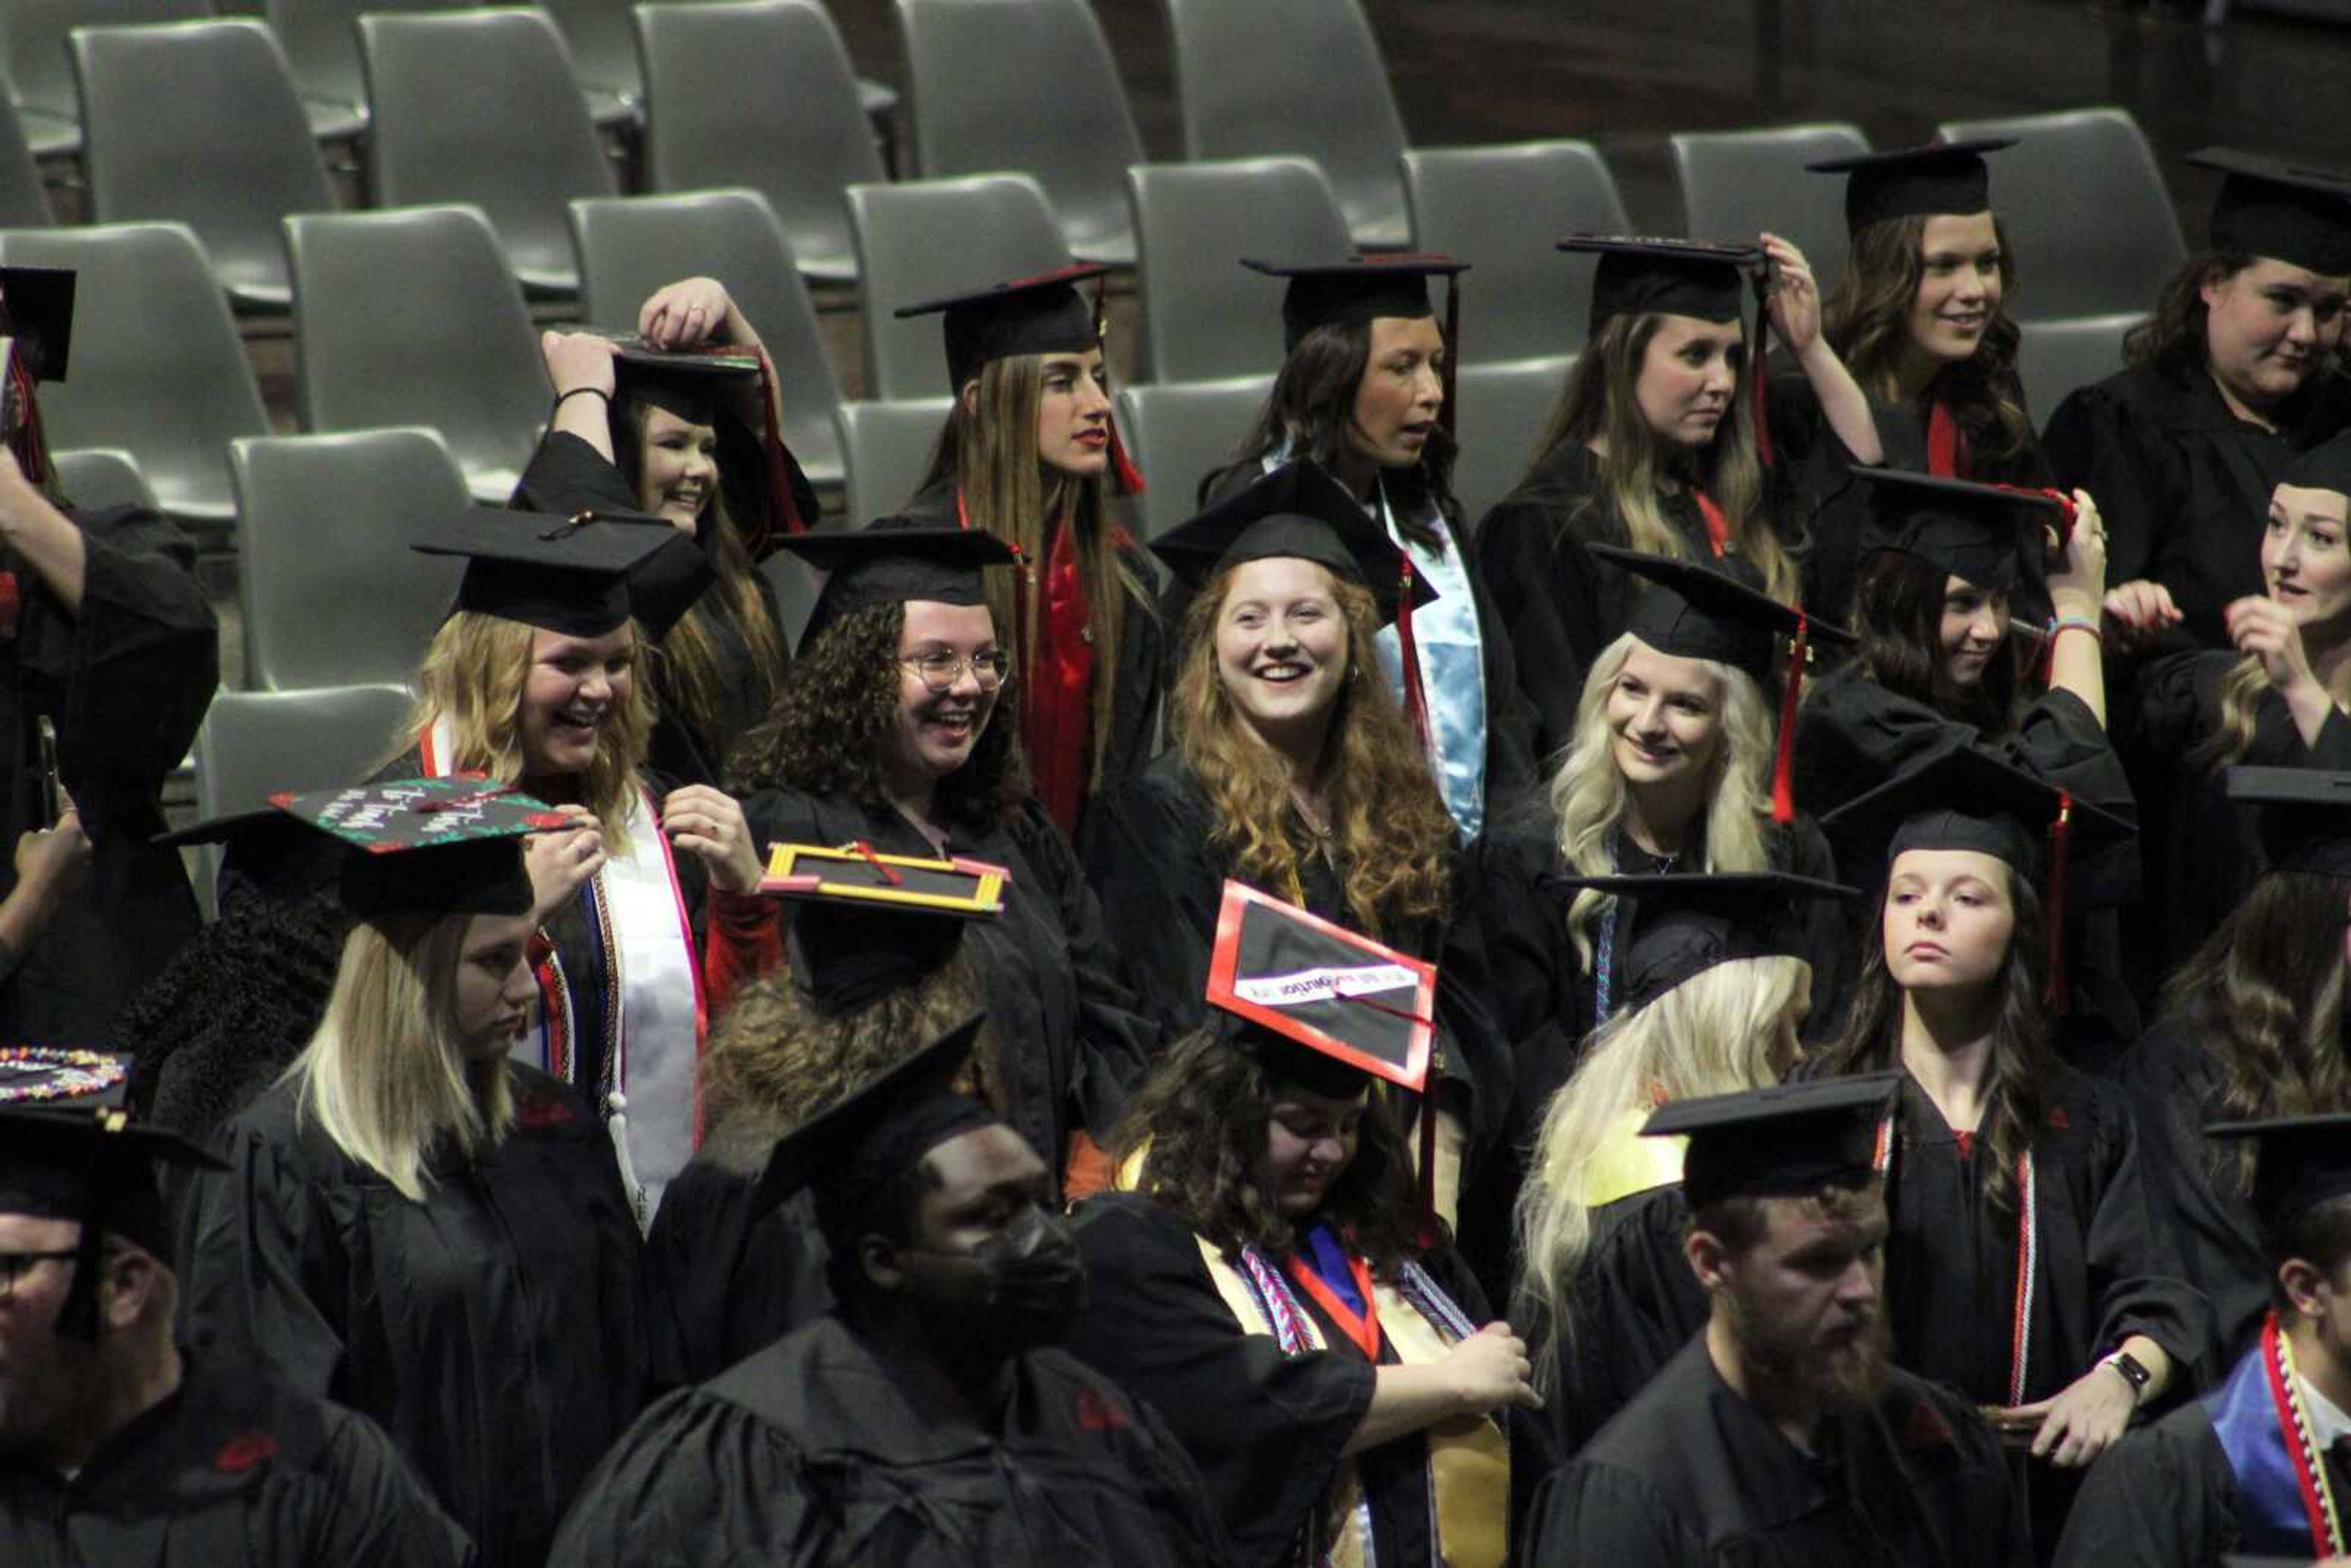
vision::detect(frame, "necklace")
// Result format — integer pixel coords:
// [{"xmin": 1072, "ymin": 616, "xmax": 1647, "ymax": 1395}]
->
[{"xmin": 0, "ymin": 1047, "xmax": 127, "ymax": 1104}]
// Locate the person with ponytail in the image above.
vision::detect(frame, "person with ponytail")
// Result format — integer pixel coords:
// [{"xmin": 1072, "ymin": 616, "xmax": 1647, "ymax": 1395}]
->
[
  {"xmin": 1510, "ymin": 872, "xmax": 1852, "ymax": 1454},
  {"xmin": 529, "ymin": 277, "xmax": 816, "ymax": 787},
  {"xmin": 2045, "ymin": 150, "xmax": 2351, "ymax": 655},
  {"xmin": 889, "ymin": 266, "xmax": 1161, "ymax": 849},
  {"xmin": 1205, "ymin": 253, "xmax": 1538, "ymax": 841},
  {"xmin": 1812, "ymin": 748, "xmax": 2205, "ymax": 1551},
  {"xmin": 1475, "ymin": 236, "xmax": 1873, "ymax": 755},
  {"xmin": 179, "ymin": 783, "xmax": 653, "ymax": 1568}
]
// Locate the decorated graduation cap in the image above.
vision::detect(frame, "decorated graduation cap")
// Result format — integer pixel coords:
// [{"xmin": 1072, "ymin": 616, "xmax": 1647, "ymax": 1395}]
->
[
  {"xmin": 2282, "ymin": 429, "xmax": 2351, "ymax": 499},
  {"xmin": 0, "ymin": 1047, "xmax": 132, "ymax": 1110},
  {"xmin": 413, "ymin": 506, "xmax": 705, "ymax": 640},
  {"xmin": 2207, "ymin": 1114, "xmax": 2351, "ymax": 1231},
  {"xmin": 2227, "ymin": 765, "xmax": 2351, "ymax": 882},
  {"xmin": 1548, "ymin": 871, "xmax": 1858, "ymax": 1016},
  {"xmin": 774, "ymin": 525, "xmax": 1019, "ymax": 654},
  {"xmin": 1853, "ymin": 466, "xmax": 2075, "ymax": 592},
  {"xmin": 1558, "ymin": 234, "xmax": 1779, "ymax": 462},
  {"xmin": 0, "ymin": 1105, "xmax": 226, "ymax": 1338},
  {"xmin": 1644, "ymin": 1071, "xmax": 1904, "ymax": 1212},
  {"xmin": 1821, "ymin": 744, "xmax": 2132, "ymax": 1007},
  {"xmin": 759, "ymin": 841, "xmax": 1008, "ymax": 1015},
  {"xmin": 1589, "ymin": 544, "xmax": 1855, "ymax": 821},
  {"xmin": 746, "ymin": 1013, "xmax": 999, "ymax": 1238},
  {"xmin": 1240, "ymin": 253, "xmax": 1470, "ymax": 438},
  {"xmin": 1807, "ymin": 139, "xmax": 2016, "ymax": 232},
  {"xmin": 2187, "ymin": 148, "xmax": 2351, "ymax": 278}
]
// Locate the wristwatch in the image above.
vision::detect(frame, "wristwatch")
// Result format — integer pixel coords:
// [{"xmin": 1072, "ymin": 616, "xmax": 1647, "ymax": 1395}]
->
[{"xmin": 2102, "ymin": 1349, "xmax": 2153, "ymax": 1403}]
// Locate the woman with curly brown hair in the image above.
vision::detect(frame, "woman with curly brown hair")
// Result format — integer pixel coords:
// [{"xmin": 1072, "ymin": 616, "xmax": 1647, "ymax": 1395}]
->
[
  {"xmin": 730, "ymin": 527, "xmax": 1155, "ymax": 1195},
  {"xmin": 2117, "ymin": 767, "xmax": 2351, "ymax": 1379},
  {"xmin": 2045, "ymin": 151, "xmax": 2351, "ymax": 654},
  {"xmin": 1067, "ymin": 895, "xmax": 1542, "ymax": 1568}
]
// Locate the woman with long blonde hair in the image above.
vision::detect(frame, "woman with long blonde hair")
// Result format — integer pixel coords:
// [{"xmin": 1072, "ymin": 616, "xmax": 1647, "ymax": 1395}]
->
[
  {"xmin": 1474, "ymin": 235, "xmax": 1878, "ymax": 754},
  {"xmin": 179, "ymin": 782, "xmax": 653, "ymax": 1568},
  {"xmin": 889, "ymin": 266, "xmax": 1160, "ymax": 848}
]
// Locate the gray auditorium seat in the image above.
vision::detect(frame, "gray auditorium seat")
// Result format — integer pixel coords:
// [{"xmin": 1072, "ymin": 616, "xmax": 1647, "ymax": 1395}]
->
[
  {"xmin": 1452, "ymin": 356, "xmax": 1569, "ymax": 523},
  {"xmin": 52, "ymin": 448, "xmax": 156, "ymax": 512},
  {"xmin": 1128, "ymin": 158, "xmax": 1350, "ymax": 384},
  {"xmin": 1, "ymin": 0, "xmax": 210, "ymax": 160},
  {"xmin": 0, "ymin": 93, "xmax": 51, "ymax": 225},
  {"xmin": 2017, "ymin": 312, "xmax": 2140, "ymax": 426},
  {"xmin": 541, "ymin": 0, "xmax": 643, "ymax": 129},
  {"xmin": 834, "ymin": 398, "xmax": 952, "ymax": 527},
  {"xmin": 1117, "ymin": 377, "xmax": 1272, "ymax": 539},
  {"xmin": 1672, "ymin": 122, "xmax": 1870, "ymax": 294},
  {"xmin": 1404, "ymin": 140, "xmax": 1629, "ymax": 362}
]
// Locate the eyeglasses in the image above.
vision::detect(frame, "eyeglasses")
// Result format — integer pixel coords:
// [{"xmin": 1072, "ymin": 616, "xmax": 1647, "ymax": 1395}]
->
[
  {"xmin": 0, "ymin": 1248, "xmax": 79, "ymax": 1299},
  {"xmin": 898, "ymin": 651, "xmax": 1012, "ymax": 693}
]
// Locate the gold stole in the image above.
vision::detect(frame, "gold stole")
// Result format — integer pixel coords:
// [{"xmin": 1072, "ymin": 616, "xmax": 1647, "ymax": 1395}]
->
[{"xmin": 1578, "ymin": 1108, "xmax": 1688, "ymax": 1211}]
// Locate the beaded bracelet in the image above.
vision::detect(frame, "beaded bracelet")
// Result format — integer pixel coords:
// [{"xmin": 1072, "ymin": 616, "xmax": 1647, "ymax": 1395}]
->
[
  {"xmin": 0, "ymin": 1046, "xmax": 126, "ymax": 1104},
  {"xmin": 2047, "ymin": 615, "xmax": 2102, "ymax": 647}
]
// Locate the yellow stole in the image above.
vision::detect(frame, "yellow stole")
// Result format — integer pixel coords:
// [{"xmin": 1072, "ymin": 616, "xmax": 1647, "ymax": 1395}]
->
[{"xmin": 1578, "ymin": 1108, "xmax": 1688, "ymax": 1210}]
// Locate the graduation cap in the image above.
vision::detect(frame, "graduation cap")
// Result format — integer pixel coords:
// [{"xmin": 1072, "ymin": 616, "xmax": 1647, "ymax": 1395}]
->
[
  {"xmin": 1807, "ymin": 140, "xmax": 2016, "ymax": 232},
  {"xmin": 745, "ymin": 1013, "xmax": 999, "ymax": 1239},
  {"xmin": 1548, "ymin": 871, "xmax": 1859, "ymax": 1017},
  {"xmin": 0, "ymin": 1105, "xmax": 227, "ymax": 1338},
  {"xmin": 1589, "ymin": 544, "xmax": 1856, "ymax": 822},
  {"xmin": 1821, "ymin": 745, "xmax": 2132, "ymax": 1008},
  {"xmin": 2282, "ymin": 430, "xmax": 2351, "ymax": 499},
  {"xmin": 1240, "ymin": 253, "xmax": 1469, "ymax": 438},
  {"xmin": 413, "ymin": 506, "xmax": 706, "ymax": 640},
  {"xmin": 2227, "ymin": 765, "xmax": 2351, "ymax": 882},
  {"xmin": 1644, "ymin": 1071, "xmax": 1905, "ymax": 1212},
  {"xmin": 773, "ymin": 525, "xmax": 1019, "ymax": 653},
  {"xmin": 1853, "ymin": 467, "xmax": 2074, "ymax": 592},
  {"xmin": 590, "ymin": 334, "xmax": 815, "ymax": 544},
  {"xmin": 0, "ymin": 1047, "xmax": 132, "ymax": 1110},
  {"xmin": 760, "ymin": 841, "xmax": 1008, "ymax": 1015},
  {"xmin": 2207, "ymin": 1114, "xmax": 2351, "ymax": 1232},
  {"xmin": 2186, "ymin": 148, "xmax": 2351, "ymax": 278},
  {"xmin": 0, "ymin": 266, "xmax": 74, "ymax": 382},
  {"xmin": 1557, "ymin": 235, "xmax": 1778, "ymax": 462}
]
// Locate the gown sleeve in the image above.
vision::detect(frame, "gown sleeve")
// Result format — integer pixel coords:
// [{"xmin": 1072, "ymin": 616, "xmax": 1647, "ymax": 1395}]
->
[
  {"xmin": 2041, "ymin": 381, "xmax": 2167, "ymax": 591},
  {"xmin": 2049, "ymin": 1410, "xmax": 2236, "ymax": 1568},
  {"xmin": 299, "ymin": 1403, "xmax": 482, "ymax": 1568},
  {"xmin": 2079, "ymin": 1077, "xmax": 2211, "ymax": 1376},
  {"xmin": 1081, "ymin": 769, "xmax": 1224, "ymax": 1037},
  {"xmin": 177, "ymin": 1111, "xmax": 351, "ymax": 1399},
  {"xmin": 1469, "ymin": 488, "xmax": 1608, "ymax": 761},
  {"xmin": 700, "ymin": 887, "xmax": 783, "ymax": 1024},
  {"xmin": 1524, "ymin": 1461, "xmax": 1697, "ymax": 1566},
  {"xmin": 511, "ymin": 428, "xmax": 634, "ymax": 514},
  {"xmin": 1064, "ymin": 1194, "xmax": 1376, "ymax": 1568},
  {"xmin": 1557, "ymin": 1188, "xmax": 1709, "ymax": 1456}
]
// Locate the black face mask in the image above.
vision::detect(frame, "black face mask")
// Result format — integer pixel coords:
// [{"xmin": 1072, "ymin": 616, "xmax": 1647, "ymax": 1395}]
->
[{"xmin": 904, "ymin": 1206, "xmax": 1088, "ymax": 1364}]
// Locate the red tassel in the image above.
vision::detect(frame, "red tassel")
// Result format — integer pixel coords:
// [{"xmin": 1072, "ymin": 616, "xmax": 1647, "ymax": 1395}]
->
[
  {"xmin": 1108, "ymin": 414, "xmax": 1146, "ymax": 496},
  {"xmin": 754, "ymin": 351, "xmax": 805, "ymax": 542},
  {"xmin": 2044, "ymin": 791, "xmax": 2071, "ymax": 1011},
  {"xmin": 1771, "ymin": 613, "xmax": 1809, "ymax": 824},
  {"xmin": 1394, "ymin": 557, "xmax": 1430, "ymax": 748}
]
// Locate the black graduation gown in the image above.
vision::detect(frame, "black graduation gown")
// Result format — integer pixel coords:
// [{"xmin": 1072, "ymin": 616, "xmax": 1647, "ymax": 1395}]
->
[
  {"xmin": 2042, "ymin": 359, "xmax": 2351, "ymax": 652},
  {"xmin": 737, "ymin": 786, "xmax": 1155, "ymax": 1171},
  {"xmin": 1067, "ymin": 1190, "xmax": 1535, "ymax": 1568},
  {"xmin": 1082, "ymin": 752, "xmax": 1510, "ymax": 1168},
  {"xmin": 6, "ymin": 501, "xmax": 214, "ymax": 1043},
  {"xmin": 513, "ymin": 430, "xmax": 787, "ymax": 786},
  {"xmin": 178, "ymin": 1067, "xmax": 655, "ymax": 1568},
  {"xmin": 0, "ymin": 1347, "xmax": 474, "ymax": 1568},
  {"xmin": 546, "ymin": 1314, "xmax": 1235, "ymax": 1568},
  {"xmin": 642, "ymin": 1129, "xmax": 834, "ymax": 1387},
  {"xmin": 1527, "ymin": 1335, "xmax": 2030, "ymax": 1567},
  {"xmin": 1547, "ymin": 1180, "xmax": 1711, "ymax": 1458}
]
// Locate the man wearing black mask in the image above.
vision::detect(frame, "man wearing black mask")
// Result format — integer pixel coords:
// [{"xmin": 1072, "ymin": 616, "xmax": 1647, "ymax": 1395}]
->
[{"xmin": 552, "ymin": 1017, "xmax": 1235, "ymax": 1567}]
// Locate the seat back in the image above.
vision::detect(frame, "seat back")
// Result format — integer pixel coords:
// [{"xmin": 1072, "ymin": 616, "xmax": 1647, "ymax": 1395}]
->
[
  {"xmin": 2017, "ymin": 312, "xmax": 2140, "ymax": 427},
  {"xmin": 0, "ymin": 90, "xmax": 50, "ymax": 225},
  {"xmin": 834, "ymin": 398, "xmax": 952, "ymax": 527},
  {"xmin": 359, "ymin": 9, "xmax": 615, "ymax": 294},
  {"xmin": 1161, "ymin": 0, "xmax": 1410, "ymax": 249},
  {"xmin": 72, "ymin": 19, "xmax": 334, "ymax": 308},
  {"xmin": 52, "ymin": 448, "xmax": 157, "ymax": 512},
  {"xmin": 230, "ymin": 429, "xmax": 469, "ymax": 690},
  {"xmin": 846, "ymin": 173, "xmax": 1071, "ymax": 400},
  {"xmin": 1128, "ymin": 157, "xmax": 1349, "ymax": 383},
  {"xmin": 0, "ymin": 222, "xmax": 267, "ymax": 522},
  {"xmin": 285, "ymin": 204, "xmax": 549, "ymax": 502},
  {"xmin": 1672, "ymin": 122, "xmax": 1869, "ymax": 294},
  {"xmin": 898, "ymin": 0, "xmax": 1142, "ymax": 263},
  {"xmin": 2, "ymin": 0, "xmax": 210, "ymax": 123},
  {"xmin": 1451, "ymin": 356, "xmax": 1570, "ymax": 524},
  {"xmin": 1938, "ymin": 107, "xmax": 2184, "ymax": 321},
  {"xmin": 633, "ymin": 0, "xmax": 883, "ymax": 283},
  {"xmin": 541, "ymin": 0, "xmax": 641, "ymax": 102},
  {"xmin": 571, "ymin": 189, "xmax": 846, "ymax": 488},
  {"xmin": 1117, "ymin": 377, "xmax": 1273, "ymax": 539},
  {"xmin": 1404, "ymin": 140, "xmax": 1626, "ymax": 362},
  {"xmin": 263, "ymin": 0, "xmax": 446, "ymax": 119}
]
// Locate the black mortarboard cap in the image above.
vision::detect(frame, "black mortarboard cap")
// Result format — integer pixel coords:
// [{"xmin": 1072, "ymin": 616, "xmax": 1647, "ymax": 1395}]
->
[
  {"xmin": 1854, "ymin": 467, "xmax": 2069, "ymax": 591},
  {"xmin": 0, "ymin": 1105, "xmax": 227, "ymax": 1337},
  {"xmin": 2283, "ymin": 430, "xmax": 2351, "ymax": 499},
  {"xmin": 1149, "ymin": 458, "xmax": 1436, "ymax": 629},
  {"xmin": 414, "ymin": 506, "xmax": 703, "ymax": 640},
  {"xmin": 2188, "ymin": 149, "xmax": 2351, "ymax": 278},
  {"xmin": 2227, "ymin": 765, "xmax": 2351, "ymax": 881},
  {"xmin": 1240, "ymin": 253, "xmax": 1468, "ymax": 350},
  {"xmin": 1549, "ymin": 871, "xmax": 1859, "ymax": 1016},
  {"xmin": 746, "ymin": 1015, "xmax": 999, "ymax": 1235},
  {"xmin": 1821, "ymin": 743, "xmax": 2131, "ymax": 883},
  {"xmin": 268, "ymin": 778, "xmax": 558, "ymax": 920},
  {"xmin": 0, "ymin": 267, "xmax": 73, "ymax": 382},
  {"xmin": 2208, "ymin": 1114, "xmax": 2351, "ymax": 1231},
  {"xmin": 776, "ymin": 525, "xmax": 1019, "ymax": 652},
  {"xmin": 759, "ymin": 841, "xmax": 1008, "ymax": 1015},
  {"xmin": 1808, "ymin": 140, "xmax": 2015, "ymax": 232},
  {"xmin": 0, "ymin": 1048, "xmax": 132, "ymax": 1111},
  {"xmin": 1646, "ymin": 1071, "xmax": 1903, "ymax": 1211},
  {"xmin": 1591, "ymin": 544, "xmax": 1854, "ymax": 685},
  {"xmin": 894, "ymin": 263, "xmax": 1111, "ymax": 391},
  {"xmin": 1556, "ymin": 235, "xmax": 1760, "ymax": 339},
  {"xmin": 1204, "ymin": 880, "xmax": 1434, "ymax": 1100}
]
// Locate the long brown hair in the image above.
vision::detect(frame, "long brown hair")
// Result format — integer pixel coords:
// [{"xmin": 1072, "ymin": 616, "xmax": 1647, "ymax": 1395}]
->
[
  {"xmin": 1850, "ymin": 549, "xmax": 2019, "ymax": 731},
  {"xmin": 1523, "ymin": 311, "xmax": 1801, "ymax": 604},
  {"xmin": 920, "ymin": 352, "xmax": 1147, "ymax": 795},
  {"xmin": 1169, "ymin": 566, "xmax": 1452, "ymax": 937},
  {"xmin": 1811, "ymin": 865, "xmax": 2052, "ymax": 1217},
  {"xmin": 1824, "ymin": 213, "xmax": 2034, "ymax": 469}
]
